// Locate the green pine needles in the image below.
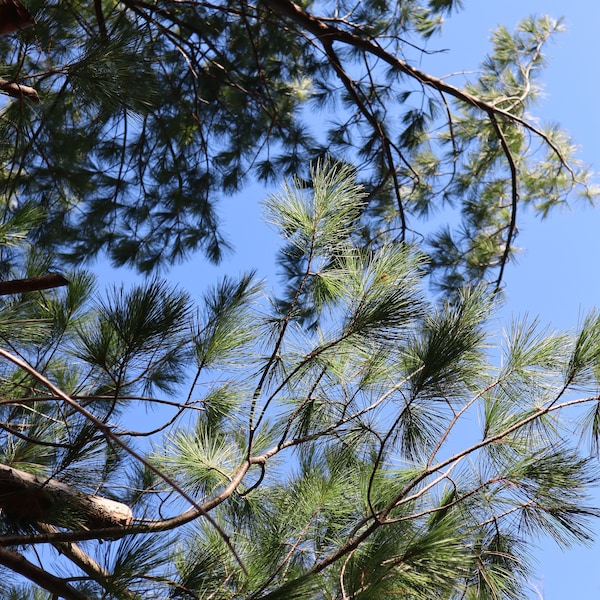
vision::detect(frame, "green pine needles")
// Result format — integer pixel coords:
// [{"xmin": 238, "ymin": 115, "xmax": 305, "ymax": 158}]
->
[
  {"xmin": 0, "ymin": 162, "xmax": 599, "ymax": 598},
  {"xmin": 0, "ymin": 2, "xmax": 596, "ymax": 288}
]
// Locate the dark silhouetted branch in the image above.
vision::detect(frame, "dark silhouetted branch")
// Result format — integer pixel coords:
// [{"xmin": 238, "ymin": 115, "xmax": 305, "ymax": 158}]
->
[
  {"xmin": 0, "ymin": 273, "xmax": 68, "ymax": 295},
  {"xmin": 0, "ymin": 0, "xmax": 35, "ymax": 35}
]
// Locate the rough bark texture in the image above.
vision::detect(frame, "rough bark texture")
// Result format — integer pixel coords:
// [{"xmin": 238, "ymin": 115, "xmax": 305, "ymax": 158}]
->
[{"xmin": 0, "ymin": 463, "xmax": 132, "ymax": 529}]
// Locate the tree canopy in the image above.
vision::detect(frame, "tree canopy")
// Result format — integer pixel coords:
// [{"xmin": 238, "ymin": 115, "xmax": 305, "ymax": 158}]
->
[
  {"xmin": 0, "ymin": 0, "xmax": 595, "ymax": 287},
  {"xmin": 0, "ymin": 162, "xmax": 598, "ymax": 598},
  {"xmin": 1, "ymin": 1, "xmax": 600, "ymax": 598}
]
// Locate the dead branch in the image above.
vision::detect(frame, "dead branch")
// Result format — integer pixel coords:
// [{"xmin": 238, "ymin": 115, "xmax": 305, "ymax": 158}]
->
[{"xmin": 0, "ymin": 78, "xmax": 39, "ymax": 102}]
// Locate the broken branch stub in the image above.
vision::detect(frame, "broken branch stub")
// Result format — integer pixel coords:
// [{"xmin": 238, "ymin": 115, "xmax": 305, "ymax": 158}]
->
[
  {"xmin": 0, "ymin": 463, "xmax": 133, "ymax": 530},
  {"xmin": 0, "ymin": 0, "xmax": 35, "ymax": 35}
]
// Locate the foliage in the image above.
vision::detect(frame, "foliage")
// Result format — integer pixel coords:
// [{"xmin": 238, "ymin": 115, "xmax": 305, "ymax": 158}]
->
[
  {"xmin": 0, "ymin": 0, "xmax": 595, "ymax": 289},
  {"xmin": 0, "ymin": 163, "xmax": 598, "ymax": 598}
]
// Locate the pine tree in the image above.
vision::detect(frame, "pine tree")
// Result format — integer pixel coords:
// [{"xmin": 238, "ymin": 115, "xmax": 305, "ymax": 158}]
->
[
  {"xmin": 0, "ymin": 1, "xmax": 595, "ymax": 288},
  {"xmin": 0, "ymin": 162, "xmax": 598, "ymax": 598}
]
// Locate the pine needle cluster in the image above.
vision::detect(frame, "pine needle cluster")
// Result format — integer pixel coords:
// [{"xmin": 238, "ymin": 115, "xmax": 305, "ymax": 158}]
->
[{"xmin": 0, "ymin": 163, "xmax": 598, "ymax": 598}]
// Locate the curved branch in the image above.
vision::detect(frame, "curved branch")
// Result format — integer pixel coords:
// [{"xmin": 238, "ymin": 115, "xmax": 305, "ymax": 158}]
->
[
  {"xmin": 0, "ymin": 458, "xmax": 252, "ymax": 546},
  {"xmin": 489, "ymin": 113, "xmax": 519, "ymax": 292},
  {"xmin": 262, "ymin": 0, "xmax": 572, "ymax": 175},
  {"xmin": 318, "ymin": 38, "xmax": 409, "ymax": 235},
  {"xmin": 0, "ymin": 546, "xmax": 89, "ymax": 600}
]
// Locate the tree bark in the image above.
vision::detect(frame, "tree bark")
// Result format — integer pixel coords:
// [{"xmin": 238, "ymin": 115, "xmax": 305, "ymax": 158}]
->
[
  {"xmin": 0, "ymin": 546, "xmax": 90, "ymax": 600},
  {"xmin": 0, "ymin": 0, "xmax": 35, "ymax": 36},
  {"xmin": 0, "ymin": 463, "xmax": 132, "ymax": 530},
  {"xmin": 0, "ymin": 273, "xmax": 68, "ymax": 295},
  {"xmin": 0, "ymin": 78, "xmax": 39, "ymax": 102}
]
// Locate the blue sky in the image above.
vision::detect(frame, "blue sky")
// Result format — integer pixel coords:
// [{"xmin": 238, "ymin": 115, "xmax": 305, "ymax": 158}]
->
[
  {"xmin": 95, "ymin": 2, "xmax": 600, "ymax": 597},
  {"xmin": 439, "ymin": 2, "xmax": 600, "ymax": 327},
  {"xmin": 159, "ymin": 1, "xmax": 600, "ymax": 325}
]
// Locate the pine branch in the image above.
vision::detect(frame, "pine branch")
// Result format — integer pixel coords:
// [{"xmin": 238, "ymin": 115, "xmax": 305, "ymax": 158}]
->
[
  {"xmin": 0, "ymin": 347, "xmax": 249, "ymax": 573},
  {"xmin": 489, "ymin": 112, "xmax": 519, "ymax": 292},
  {"xmin": 35, "ymin": 523, "xmax": 142, "ymax": 600},
  {"xmin": 263, "ymin": 0, "xmax": 572, "ymax": 166},
  {"xmin": 0, "ymin": 546, "xmax": 89, "ymax": 600},
  {"xmin": 0, "ymin": 0, "xmax": 35, "ymax": 36},
  {"xmin": 0, "ymin": 463, "xmax": 133, "ymax": 530},
  {"xmin": 0, "ymin": 274, "xmax": 68, "ymax": 295},
  {"xmin": 0, "ymin": 460, "xmax": 253, "ymax": 546},
  {"xmin": 261, "ymin": 0, "xmax": 577, "ymax": 289},
  {"xmin": 0, "ymin": 78, "xmax": 39, "ymax": 102}
]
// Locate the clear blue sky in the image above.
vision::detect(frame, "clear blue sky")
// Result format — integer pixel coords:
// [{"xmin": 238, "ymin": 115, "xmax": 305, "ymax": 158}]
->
[{"xmin": 96, "ymin": 2, "xmax": 600, "ymax": 597}]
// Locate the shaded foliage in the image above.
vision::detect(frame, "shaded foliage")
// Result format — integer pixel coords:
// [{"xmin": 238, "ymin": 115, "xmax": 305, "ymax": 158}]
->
[{"xmin": 0, "ymin": 1, "xmax": 595, "ymax": 289}]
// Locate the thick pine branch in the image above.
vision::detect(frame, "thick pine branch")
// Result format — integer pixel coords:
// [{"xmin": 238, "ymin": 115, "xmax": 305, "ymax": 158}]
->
[
  {"xmin": 0, "ymin": 273, "xmax": 68, "ymax": 295},
  {"xmin": 0, "ymin": 346, "xmax": 248, "ymax": 576},
  {"xmin": 0, "ymin": 463, "xmax": 133, "ymax": 529},
  {"xmin": 0, "ymin": 546, "xmax": 89, "ymax": 600}
]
